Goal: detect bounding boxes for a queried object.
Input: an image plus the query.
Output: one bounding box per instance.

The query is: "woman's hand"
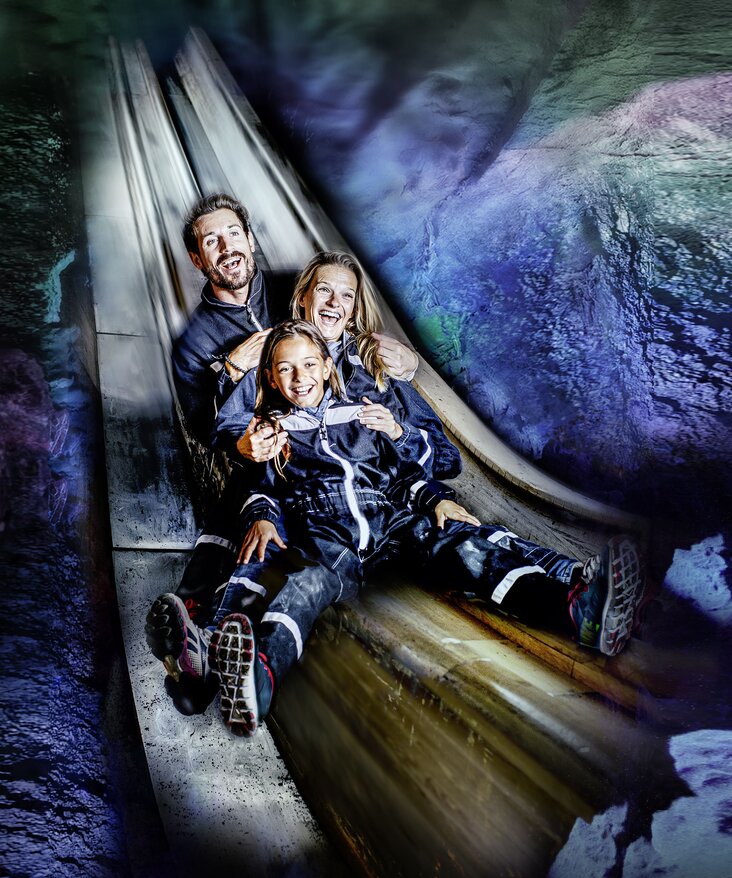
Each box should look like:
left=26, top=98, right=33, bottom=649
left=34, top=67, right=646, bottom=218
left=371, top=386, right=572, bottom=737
left=372, top=333, right=418, bottom=380
left=236, top=416, right=289, bottom=462
left=358, top=397, right=403, bottom=441
left=434, top=500, right=481, bottom=530
left=238, top=520, right=287, bottom=564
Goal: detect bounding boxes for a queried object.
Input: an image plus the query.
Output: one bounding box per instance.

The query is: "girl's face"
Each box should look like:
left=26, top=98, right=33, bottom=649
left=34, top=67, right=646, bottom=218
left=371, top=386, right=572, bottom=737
left=299, top=265, right=357, bottom=341
left=267, top=336, right=333, bottom=409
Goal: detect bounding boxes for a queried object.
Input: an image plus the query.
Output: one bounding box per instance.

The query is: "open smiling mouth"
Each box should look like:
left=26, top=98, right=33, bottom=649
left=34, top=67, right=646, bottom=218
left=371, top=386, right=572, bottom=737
left=217, top=252, right=245, bottom=271
left=318, top=308, right=342, bottom=327
left=290, top=385, right=316, bottom=400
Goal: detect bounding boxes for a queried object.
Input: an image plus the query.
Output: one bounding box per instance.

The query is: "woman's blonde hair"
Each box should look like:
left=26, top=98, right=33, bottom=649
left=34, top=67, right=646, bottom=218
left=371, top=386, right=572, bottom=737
left=290, top=251, right=388, bottom=390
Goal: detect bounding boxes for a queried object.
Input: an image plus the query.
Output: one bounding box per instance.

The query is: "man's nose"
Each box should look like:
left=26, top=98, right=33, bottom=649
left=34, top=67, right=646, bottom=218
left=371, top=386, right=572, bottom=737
left=217, top=236, right=228, bottom=252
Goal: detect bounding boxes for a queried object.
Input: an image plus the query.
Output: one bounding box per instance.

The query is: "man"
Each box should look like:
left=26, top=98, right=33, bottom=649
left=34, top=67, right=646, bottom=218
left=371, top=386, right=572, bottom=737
left=173, top=193, right=286, bottom=448
left=150, top=193, right=419, bottom=712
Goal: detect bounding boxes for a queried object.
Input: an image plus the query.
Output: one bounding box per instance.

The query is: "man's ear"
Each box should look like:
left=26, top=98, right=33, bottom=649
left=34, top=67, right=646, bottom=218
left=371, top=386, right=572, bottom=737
left=188, top=250, right=203, bottom=271
left=248, top=230, right=256, bottom=253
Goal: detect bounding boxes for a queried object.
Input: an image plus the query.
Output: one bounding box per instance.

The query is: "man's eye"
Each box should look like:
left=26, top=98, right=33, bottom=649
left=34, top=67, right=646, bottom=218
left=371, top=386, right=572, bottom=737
left=204, top=238, right=216, bottom=248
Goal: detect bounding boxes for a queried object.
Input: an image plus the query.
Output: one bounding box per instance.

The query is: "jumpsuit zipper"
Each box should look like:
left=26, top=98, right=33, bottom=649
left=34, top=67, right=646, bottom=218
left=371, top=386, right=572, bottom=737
left=317, top=417, right=371, bottom=553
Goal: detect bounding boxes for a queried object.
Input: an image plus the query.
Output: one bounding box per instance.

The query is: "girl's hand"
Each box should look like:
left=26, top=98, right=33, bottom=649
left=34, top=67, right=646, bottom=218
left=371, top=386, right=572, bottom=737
left=238, top=520, right=287, bottom=564
left=358, top=396, right=403, bottom=441
left=434, top=500, right=481, bottom=530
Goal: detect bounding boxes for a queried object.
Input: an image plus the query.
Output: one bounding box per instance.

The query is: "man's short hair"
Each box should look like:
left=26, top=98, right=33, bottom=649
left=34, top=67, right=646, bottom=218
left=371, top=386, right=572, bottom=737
left=183, top=193, right=251, bottom=254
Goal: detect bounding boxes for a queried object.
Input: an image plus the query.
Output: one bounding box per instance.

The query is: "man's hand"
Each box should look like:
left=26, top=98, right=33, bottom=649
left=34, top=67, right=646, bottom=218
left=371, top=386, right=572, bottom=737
left=236, top=416, right=289, bottom=462
left=224, top=329, right=272, bottom=381
left=358, top=397, right=403, bottom=441
left=434, top=500, right=481, bottom=530
left=372, top=333, right=418, bottom=381
left=238, top=520, right=287, bottom=564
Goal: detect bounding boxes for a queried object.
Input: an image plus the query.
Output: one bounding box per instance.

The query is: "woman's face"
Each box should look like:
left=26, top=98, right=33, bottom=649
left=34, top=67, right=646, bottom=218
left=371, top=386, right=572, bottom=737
left=300, top=265, right=357, bottom=342
left=267, top=336, right=333, bottom=409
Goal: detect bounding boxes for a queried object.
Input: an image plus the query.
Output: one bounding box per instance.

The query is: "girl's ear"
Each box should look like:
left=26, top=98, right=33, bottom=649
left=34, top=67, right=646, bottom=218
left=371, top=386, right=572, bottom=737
left=266, top=368, right=277, bottom=389
left=323, top=357, right=333, bottom=380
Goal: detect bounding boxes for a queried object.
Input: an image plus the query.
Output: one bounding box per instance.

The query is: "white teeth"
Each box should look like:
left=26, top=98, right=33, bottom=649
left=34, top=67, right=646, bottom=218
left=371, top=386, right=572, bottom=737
left=319, top=310, right=340, bottom=322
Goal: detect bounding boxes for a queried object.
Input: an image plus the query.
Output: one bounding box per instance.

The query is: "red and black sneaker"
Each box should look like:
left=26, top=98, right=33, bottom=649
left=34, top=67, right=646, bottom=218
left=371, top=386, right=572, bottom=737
left=145, top=593, right=212, bottom=681
left=568, top=535, right=644, bottom=656
left=209, top=614, right=275, bottom=737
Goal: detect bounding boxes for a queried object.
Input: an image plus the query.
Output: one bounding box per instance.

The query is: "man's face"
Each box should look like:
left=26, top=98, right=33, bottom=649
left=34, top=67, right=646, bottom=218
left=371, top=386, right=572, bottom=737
left=189, top=208, right=256, bottom=293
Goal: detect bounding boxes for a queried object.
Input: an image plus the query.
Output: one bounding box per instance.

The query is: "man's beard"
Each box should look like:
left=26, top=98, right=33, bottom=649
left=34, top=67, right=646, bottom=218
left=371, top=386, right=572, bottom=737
left=205, top=250, right=255, bottom=292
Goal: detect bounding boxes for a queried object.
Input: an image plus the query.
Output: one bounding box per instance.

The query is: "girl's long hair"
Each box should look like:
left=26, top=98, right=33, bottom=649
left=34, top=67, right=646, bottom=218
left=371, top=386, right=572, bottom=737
left=290, top=251, right=389, bottom=391
left=255, top=320, right=343, bottom=477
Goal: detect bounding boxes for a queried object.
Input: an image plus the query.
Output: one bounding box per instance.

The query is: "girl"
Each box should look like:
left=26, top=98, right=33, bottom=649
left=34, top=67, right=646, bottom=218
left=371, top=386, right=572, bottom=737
left=206, top=321, right=644, bottom=737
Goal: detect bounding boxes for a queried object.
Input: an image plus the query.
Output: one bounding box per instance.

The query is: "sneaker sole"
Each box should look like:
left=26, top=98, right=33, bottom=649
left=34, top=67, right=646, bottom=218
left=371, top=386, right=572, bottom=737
left=145, top=594, right=202, bottom=680
left=599, top=536, right=644, bottom=656
left=209, top=614, right=260, bottom=737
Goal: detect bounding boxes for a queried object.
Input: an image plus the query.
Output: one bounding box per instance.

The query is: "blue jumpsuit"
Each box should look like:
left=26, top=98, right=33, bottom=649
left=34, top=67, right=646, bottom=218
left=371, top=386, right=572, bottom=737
left=213, top=389, right=580, bottom=685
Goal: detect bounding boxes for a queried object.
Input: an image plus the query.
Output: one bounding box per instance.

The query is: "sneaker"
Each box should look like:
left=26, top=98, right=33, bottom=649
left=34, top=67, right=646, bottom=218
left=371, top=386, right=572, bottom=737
left=145, top=593, right=212, bottom=682
left=209, top=614, right=274, bottom=737
left=568, top=535, right=644, bottom=656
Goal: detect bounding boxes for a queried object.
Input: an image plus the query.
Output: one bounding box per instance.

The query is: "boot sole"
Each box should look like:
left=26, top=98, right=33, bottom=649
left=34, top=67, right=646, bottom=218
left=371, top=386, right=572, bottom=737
left=599, top=536, right=644, bottom=656
left=209, top=614, right=260, bottom=737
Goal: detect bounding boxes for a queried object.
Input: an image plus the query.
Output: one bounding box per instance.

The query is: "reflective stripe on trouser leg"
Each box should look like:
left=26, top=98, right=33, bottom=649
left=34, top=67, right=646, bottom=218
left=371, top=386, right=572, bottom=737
left=478, top=524, right=579, bottom=585
left=257, top=550, right=360, bottom=683
left=261, top=611, right=303, bottom=657
left=490, top=565, right=547, bottom=604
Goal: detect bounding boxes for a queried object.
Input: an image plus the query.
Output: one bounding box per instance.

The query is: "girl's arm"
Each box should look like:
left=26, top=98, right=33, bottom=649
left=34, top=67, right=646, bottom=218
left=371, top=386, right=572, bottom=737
left=211, top=368, right=258, bottom=451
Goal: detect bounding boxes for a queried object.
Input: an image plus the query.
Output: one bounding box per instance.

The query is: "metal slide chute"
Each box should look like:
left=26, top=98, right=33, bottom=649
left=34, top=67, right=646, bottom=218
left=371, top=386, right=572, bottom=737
left=82, top=29, right=667, bottom=878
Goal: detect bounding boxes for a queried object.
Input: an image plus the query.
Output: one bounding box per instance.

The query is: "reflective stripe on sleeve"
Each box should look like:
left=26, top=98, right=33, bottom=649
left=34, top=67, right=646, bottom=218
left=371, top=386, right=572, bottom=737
left=195, top=534, right=236, bottom=553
